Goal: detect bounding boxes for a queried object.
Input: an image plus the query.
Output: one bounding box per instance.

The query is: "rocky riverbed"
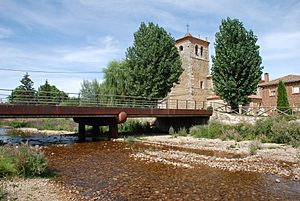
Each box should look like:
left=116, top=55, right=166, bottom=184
left=129, top=136, right=300, bottom=181
left=1, top=133, right=300, bottom=200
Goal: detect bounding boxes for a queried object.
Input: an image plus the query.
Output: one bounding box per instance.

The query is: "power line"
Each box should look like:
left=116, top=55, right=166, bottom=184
left=0, top=68, right=103, bottom=74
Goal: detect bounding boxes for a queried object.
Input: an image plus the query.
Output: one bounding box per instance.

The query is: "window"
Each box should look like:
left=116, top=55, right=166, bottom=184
left=200, top=46, right=203, bottom=56
left=179, top=46, right=183, bottom=51
left=195, top=45, right=198, bottom=55
left=200, top=81, right=204, bottom=89
left=269, top=89, right=276, bottom=96
left=292, top=86, right=299, bottom=94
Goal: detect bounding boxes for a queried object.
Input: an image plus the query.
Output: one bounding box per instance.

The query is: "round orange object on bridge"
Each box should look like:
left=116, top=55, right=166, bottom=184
left=117, top=111, right=127, bottom=123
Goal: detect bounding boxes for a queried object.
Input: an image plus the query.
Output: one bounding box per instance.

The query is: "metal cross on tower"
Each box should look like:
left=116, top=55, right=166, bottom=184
left=186, top=24, right=190, bottom=33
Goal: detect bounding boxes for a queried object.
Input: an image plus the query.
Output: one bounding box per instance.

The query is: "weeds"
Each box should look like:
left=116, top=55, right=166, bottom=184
left=249, top=140, right=262, bottom=155
left=168, top=126, right=177, bottom=138
left=0, top=144, right=49, bottom=178
left=124, top=136, right=137, bottom=144
left=118, top=120, right=152, bottom=134
left=0, top=184, right=5, bottom=201
left=190, top=116, right=300, bottom=147
left=177, top=127, right=188, bottom=137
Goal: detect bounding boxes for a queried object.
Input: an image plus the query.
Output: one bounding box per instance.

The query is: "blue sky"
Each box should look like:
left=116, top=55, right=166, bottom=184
left=0, top=0, right=300, bottom=93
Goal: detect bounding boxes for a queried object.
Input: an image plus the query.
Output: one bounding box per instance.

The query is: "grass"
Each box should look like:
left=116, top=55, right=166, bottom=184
left=0, top=184, right=5, bottom=201
left=0, top=118, right=77, bottom=132
left=249, top=140, right=262, bottom=155
left=123, top=136, right=137, bottom=144
left=190, top=116, right=300, bottom=147
left=0, top=144, right=50, bottom=178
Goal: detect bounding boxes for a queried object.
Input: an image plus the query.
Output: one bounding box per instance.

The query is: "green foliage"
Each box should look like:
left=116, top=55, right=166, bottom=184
left=168, top=126, right=177, bottom=138
left=277, top=80, right=292, bottom=115
left=102, top=60, right=129, bottom=96
left=0, top=144, right=49, bottom=178
left=190, top=121, right=230, bottom=139
left=0, top=118, right=77, bottom=132
left=0, top=184, right=5, bottom=200
left=249, top=140, right=262, bottom=155
left=37, top=80, right=68, bottom=104
left=80, top=79, right=103, bottom=100
left=212, top=18, right=263, bottom=110
left=118, top=120, right=152, bottom=134
left=126, top=22, right=182, bottom=98
left=9, top=73, right=36, bottom=103
left=190, top=116, right=300, bottom=147
left=177, top=127, right=188, bottom=136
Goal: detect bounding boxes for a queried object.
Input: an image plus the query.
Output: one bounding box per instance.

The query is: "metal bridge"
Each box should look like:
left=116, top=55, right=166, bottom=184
left=0, top=89, right=212, bottom=138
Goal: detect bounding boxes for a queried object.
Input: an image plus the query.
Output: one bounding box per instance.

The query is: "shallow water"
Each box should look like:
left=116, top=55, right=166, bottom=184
left=44, top=141, right=300, bottom=200
left=0, top=128, right=78, bottom=145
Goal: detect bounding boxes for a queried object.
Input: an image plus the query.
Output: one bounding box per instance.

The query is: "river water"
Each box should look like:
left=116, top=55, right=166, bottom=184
left=1, top=128, right=300, bottom=200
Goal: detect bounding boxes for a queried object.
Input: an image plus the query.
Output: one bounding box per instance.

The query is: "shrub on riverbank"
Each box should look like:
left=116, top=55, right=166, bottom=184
left=0, top=144, right=49, bottom=178
left=190, top=116, right=300, bottom=147
left=118, top=120, right=153, bottom=134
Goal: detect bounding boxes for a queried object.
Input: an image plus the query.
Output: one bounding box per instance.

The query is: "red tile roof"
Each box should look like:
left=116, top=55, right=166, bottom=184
left=258, top=74, right=300, bottom=87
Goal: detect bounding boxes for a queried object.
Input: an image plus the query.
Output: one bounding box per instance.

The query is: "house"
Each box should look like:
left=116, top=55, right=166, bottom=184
left=258, top=73, right=300, bottom=112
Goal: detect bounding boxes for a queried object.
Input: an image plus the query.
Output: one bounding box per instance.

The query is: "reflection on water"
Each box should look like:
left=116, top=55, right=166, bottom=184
left=44, top=141, right=300, bottom=200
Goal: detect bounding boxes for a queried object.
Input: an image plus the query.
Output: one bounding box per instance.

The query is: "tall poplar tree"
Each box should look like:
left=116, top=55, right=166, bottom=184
left=126, top=22, right=182, bottom=98
left=277, top=80, right=291, bottom=114
left=212, top=18, right=263, bottom=111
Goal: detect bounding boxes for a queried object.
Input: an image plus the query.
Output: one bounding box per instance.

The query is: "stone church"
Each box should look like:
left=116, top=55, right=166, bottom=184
left=164, top=32, right=213, bottom=109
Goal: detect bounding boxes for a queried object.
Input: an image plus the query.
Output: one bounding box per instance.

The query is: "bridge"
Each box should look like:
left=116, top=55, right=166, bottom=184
left=0, top=89, right=212, bottom=138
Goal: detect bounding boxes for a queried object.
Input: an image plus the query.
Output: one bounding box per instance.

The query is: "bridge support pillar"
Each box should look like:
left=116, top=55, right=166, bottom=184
left=78, top=123, right=85, bottom=135
left=92, top=125, right=100, bottom=135
left=109, top=124, right=118, bottom=139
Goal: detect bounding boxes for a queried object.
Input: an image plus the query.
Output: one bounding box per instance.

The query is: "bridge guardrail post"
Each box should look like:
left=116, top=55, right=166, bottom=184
left=194, top=100, right=196, bottom=110
left=176, top=99, right=178, bottom=109
left=78, top=93, right=81, bottom=106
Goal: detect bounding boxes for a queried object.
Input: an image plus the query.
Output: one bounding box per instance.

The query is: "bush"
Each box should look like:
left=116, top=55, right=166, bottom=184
left=0, top=144, right=49, bottom=178
left=190, top=116, right=300, bottom=147
left=118, top=120, right=152, bottom=134
left=177, top=127, right=188, bottom=136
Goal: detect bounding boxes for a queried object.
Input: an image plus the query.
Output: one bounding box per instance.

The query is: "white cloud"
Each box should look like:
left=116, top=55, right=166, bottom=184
left=261, top=31, right=300, bottom=61
left=62, top=36, right=120, bottom=63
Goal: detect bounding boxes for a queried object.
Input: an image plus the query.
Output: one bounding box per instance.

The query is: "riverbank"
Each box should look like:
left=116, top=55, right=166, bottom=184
left=125, top=135, right=300, bottom=181
left=1, top=134, right=300, bottom=200
left=0, top=178, right=77, bottom=201
left=7, top=127, right=76, bottom=136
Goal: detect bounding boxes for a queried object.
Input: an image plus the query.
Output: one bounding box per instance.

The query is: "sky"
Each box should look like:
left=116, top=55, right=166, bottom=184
left=0, top=0, right=300, bottom=94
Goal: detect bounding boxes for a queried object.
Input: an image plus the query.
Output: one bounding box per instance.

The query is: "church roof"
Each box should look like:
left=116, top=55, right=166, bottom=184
left=258, top=74, right=300, bottom=87
left=176, top=33, right=209, bottom=47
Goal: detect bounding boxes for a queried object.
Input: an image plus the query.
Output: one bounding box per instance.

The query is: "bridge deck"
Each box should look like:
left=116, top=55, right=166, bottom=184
left=0, top=104, right=212, bottom=118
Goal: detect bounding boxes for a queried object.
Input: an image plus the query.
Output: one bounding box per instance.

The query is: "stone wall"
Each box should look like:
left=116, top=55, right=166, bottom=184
left=210, top=111, right=262, bottom=125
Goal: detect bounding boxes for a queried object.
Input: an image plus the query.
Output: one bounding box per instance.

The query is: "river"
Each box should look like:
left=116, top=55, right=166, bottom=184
left=1, top=128, right=300, bottom=200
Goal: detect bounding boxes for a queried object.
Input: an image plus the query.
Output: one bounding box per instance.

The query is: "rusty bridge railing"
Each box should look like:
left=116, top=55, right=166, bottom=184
left=0, top=88, right=206, bottom=110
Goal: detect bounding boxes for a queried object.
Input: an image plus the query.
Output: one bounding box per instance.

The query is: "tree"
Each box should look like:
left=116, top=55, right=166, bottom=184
left=80, top=79, right=103, bottom=99
left=277, top=80, right=291, bottom=114
left=37, top=80, right=68, bottom=104
left=102, top=60, right=128, bottom=96
left=125, top=22, right=182, bottom=98
left=9, top=73, right=36, bottom=103
left=212, top=18, right=263, bottom=111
